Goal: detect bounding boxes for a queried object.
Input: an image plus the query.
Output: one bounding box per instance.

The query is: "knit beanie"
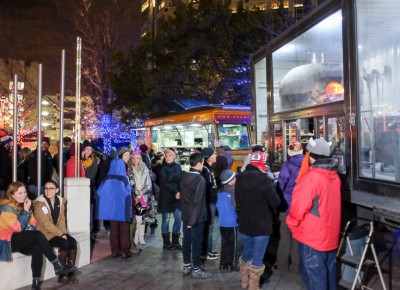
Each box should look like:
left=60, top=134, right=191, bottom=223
left=118, top=146, right=130, bottom=158
left=288, top=141, right=303, bottom=156
left=306, top=137, right=332, bottom=160
left=0, top=136, right=12, bottom=146
left=250, top=150, right=267, bottom=173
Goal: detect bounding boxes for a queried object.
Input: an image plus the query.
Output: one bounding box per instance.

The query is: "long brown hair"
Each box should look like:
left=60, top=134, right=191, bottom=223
left=6, top=181, right=27, bottom=213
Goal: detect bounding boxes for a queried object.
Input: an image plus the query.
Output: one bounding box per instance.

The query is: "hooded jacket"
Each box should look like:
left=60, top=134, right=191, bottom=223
left=96, top=158, right=132, bottom=222
left=278, top=154, right=304, bottom=209
left=0, top=199, right=37, bottom=261
left=33, top=195, right=67, bottom=241
left=235, top=164, right=281, bottom=236
left=217, top=183, right=238, bottom=228
left=286, top=158, right=341, bottom=251
left=180, top=169, right=207, bottom=227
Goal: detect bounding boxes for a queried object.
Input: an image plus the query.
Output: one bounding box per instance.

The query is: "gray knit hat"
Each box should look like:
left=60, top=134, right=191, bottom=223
left=306, top=137, right=332, bottom=157
left=117, top=146, right=130, bottom=158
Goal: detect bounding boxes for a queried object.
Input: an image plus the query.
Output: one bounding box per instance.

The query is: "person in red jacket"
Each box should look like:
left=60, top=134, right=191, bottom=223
left=286, top=137, right=341, bottom=290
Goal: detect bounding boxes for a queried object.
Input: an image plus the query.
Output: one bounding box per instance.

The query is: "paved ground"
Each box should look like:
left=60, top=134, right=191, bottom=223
left=18, top=217, right=400, bottom=290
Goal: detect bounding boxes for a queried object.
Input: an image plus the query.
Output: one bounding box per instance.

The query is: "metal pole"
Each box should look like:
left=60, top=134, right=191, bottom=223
left=12, top=75, right=18, bottom=182
left=59, top=50, right=66, bottom=192
left=37, top=64, right=43, bottom=195
left=75, top=37, right=82, bottom=177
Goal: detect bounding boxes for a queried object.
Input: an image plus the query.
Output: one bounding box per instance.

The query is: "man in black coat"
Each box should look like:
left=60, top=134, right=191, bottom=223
left=0, top=136, right=13, bottom=199
left=27, top=137, right=54, bottom=197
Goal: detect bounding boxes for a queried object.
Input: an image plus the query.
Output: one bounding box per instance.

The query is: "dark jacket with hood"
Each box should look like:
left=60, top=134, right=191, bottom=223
left=158, top=161, right=182, bottom=213
left=180, top=168, right=207, bottom=227
left=235, top=164, right=281, bottom=236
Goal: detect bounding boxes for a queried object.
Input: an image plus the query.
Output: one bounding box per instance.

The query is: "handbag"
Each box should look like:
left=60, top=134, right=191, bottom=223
left=134, top=195, right=149, bottom=216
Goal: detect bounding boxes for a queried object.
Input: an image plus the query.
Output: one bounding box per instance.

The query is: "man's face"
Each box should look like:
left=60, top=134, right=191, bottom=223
left=41, top=141, right=49, bottom=152
left=207, top=152, right=217, bottom=165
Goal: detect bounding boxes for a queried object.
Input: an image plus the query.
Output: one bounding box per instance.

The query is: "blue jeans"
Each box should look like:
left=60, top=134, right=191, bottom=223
left=298, top=242, right=337, bottom=290
left=161, top=209, right=182, bottom=234
left=182, top=221, right=204, bottom=269
left=240, top=233, right=270, bottom=266
left=208, top=202, right=216, bottom=252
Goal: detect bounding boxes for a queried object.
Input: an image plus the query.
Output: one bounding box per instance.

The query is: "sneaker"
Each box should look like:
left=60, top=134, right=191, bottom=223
left=206, top=251, right=219, bottom=260
left=191, top=268, right=213, bottom=279
left=183, top=265, right=192, bottom=276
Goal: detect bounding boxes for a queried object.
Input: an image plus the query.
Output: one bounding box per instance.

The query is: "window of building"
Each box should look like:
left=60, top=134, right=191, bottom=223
left=253, top=57, right=268, bottom=145
left=356, top=0, right=400, bottom=182
left=272, top=10, right=343, bottom=113
left=217, top=124, right=250, bottom=150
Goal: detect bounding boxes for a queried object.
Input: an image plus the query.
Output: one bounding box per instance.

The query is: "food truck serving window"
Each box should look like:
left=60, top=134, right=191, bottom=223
left=217, top=124, right=250, bottom=150
left=356, top=0, right=400, bottom=183
left=272, top=10, right=344, bottom=113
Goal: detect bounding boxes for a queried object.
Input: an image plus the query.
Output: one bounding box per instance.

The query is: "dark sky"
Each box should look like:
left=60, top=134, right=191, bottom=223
left=0, top=0, right=141, bottom=95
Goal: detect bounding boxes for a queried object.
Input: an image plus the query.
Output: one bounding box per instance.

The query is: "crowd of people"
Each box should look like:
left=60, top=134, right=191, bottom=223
left=0, top=134, right=342, bottom=290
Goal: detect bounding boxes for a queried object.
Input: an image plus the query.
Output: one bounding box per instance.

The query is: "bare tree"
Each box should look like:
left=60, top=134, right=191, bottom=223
left=59, top=0, right=139, bottom=115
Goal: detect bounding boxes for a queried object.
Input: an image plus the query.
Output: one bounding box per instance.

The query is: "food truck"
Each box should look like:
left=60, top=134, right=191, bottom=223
left=145, top=105, right=251, bottom=171
left=251, top=0, right=400, bottom=227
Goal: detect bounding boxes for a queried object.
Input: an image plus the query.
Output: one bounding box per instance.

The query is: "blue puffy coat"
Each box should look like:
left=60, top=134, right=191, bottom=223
left=96, top=158, right=132, bottom=222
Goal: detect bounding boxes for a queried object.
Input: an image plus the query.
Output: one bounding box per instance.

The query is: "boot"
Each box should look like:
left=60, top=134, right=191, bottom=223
left=162, top=232, right=174, bottom=250
left=239, top=257, right=252, bottom=289
left=67, top=249, right=79, bottom=284
left=138, top=222, right=146, bottom=245
left=52, top=258, right=76, bottom=276
left=172, top=233, right=182, bottom=250
left=57, top=251, right=73, bottom=284
left=248, top=265, right=265, bottom=290
left=32, top=278, right=41, bottom=290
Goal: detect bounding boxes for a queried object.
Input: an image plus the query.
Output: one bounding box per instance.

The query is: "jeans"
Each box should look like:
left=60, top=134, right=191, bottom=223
left=161, top=209, right=182, bottom=234
left=298, top=242, right=337, bottom=290
left=240, top=233, right=270, bottom=266
left=182, top=221, right=204, bottom=269
left=202, top=202, right=216, bottom=255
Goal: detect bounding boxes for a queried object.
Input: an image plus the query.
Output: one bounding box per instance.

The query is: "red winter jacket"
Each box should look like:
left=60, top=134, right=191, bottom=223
left=286, top=161, right=341, bottom=251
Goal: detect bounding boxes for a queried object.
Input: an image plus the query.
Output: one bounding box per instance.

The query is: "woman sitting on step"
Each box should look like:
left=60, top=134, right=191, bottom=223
left=34, top=180, right=78, bottom=285
left=0, top=181, right=75, bottom=290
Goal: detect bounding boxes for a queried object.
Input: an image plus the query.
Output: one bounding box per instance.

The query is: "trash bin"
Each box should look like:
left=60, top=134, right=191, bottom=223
left=341, top=224, right=370, bottom=285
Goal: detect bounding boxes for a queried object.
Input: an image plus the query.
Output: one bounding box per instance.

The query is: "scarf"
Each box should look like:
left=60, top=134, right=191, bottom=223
left=82, top=156, right=94, bottom=169
left=44, top=196, right=60, bottom=225
left=296, top=151, right=310, bottom=183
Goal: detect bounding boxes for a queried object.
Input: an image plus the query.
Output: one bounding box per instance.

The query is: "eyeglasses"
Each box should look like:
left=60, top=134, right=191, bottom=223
left=44, top=187, right=57, bottom=191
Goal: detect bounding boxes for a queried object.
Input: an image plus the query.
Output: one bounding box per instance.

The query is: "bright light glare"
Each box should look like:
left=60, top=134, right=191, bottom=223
left=191, top=123, right=202, bottom=127
left=42, top=122, right=50, bottom=127
left=42, top=100, right=50, bottom=105
left=275, top=44, right=295, bottom=54
left=42, top=111, right=49, bottom=116
left=317, top=11, right=342, bottom=29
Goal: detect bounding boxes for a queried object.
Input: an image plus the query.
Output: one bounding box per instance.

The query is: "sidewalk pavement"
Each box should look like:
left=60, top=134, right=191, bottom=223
left=18, top=220, right=399, bottom=290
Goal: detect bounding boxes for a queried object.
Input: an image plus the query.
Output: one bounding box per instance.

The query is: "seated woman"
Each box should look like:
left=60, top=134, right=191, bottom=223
left=34, top=180, right=78, bottom=285
left=0, top=181, right=75, bottom=290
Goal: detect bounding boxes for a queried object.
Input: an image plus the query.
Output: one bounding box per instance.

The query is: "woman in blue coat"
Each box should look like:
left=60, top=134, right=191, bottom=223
left=97, top=151, right=132, bottom=259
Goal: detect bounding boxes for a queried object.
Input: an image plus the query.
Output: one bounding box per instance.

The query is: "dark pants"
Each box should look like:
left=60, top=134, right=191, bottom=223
left=220, top=226, right=237, bottom=267
left=11, top=231, right=57, bottom=278
left=48, top=235, right=77, bottom=252
left=110, top=221, right=131, bottom=255
left=298, top=242, right=337, bottom=290
left=182, top=221, right=204, bottom=269
left=277, top=211, right=299, bottom=272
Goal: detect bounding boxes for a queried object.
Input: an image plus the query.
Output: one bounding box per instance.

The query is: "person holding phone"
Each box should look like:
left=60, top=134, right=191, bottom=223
left=0, top=181, right=75, bottom=290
